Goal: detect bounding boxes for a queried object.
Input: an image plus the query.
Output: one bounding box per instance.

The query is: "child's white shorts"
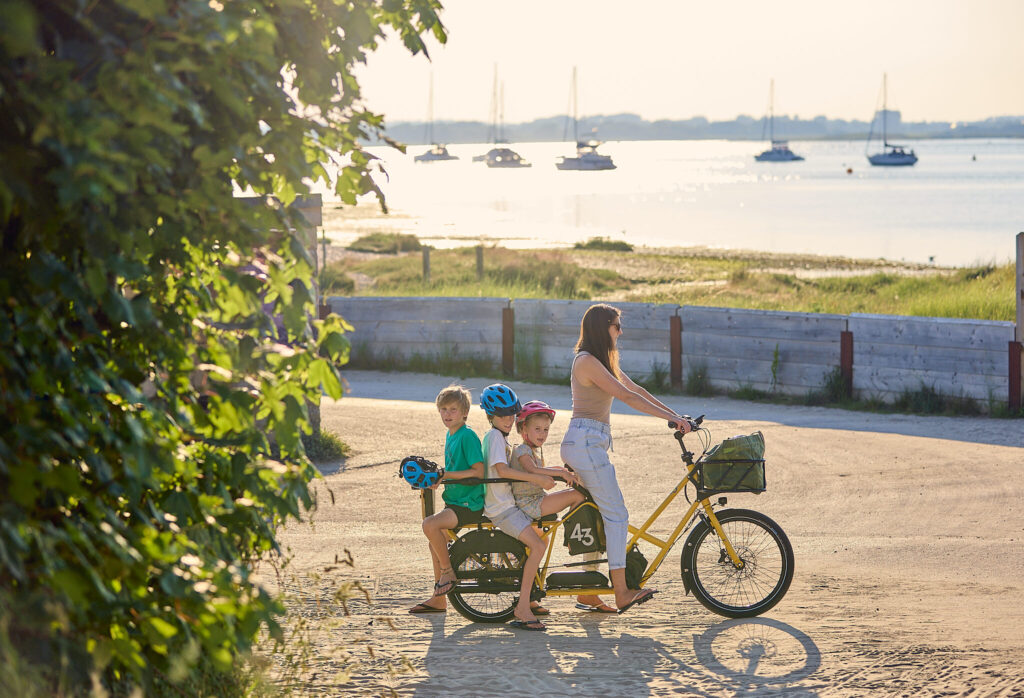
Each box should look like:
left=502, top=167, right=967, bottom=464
left=489, top=505, right=532, bottom=539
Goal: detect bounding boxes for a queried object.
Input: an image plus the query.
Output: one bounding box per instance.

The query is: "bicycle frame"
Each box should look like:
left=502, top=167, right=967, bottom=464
left=532, top=459, right=742, bottom=596
left=432, top=435, right=745, bottom=597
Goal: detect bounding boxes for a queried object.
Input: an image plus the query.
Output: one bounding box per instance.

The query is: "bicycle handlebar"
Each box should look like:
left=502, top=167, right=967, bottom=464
left=668, top=414, right=705, bottom=433
left=449, top=475, right=570, bottom=487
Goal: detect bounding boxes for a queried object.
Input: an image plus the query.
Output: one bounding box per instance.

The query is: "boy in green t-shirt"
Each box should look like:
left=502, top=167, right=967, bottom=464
left=408, top=385, right=485, bottom=614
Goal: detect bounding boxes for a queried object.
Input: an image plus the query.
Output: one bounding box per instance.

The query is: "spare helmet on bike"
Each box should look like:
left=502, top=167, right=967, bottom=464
left=479, top=383, right=522, bottom=417
left=399, top=455, right=444, bottom=489
left=516, top=400, right=556, bottom=424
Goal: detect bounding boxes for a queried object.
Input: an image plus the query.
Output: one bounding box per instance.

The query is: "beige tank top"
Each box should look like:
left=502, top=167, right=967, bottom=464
left=570, top=351, right=614, bottom=423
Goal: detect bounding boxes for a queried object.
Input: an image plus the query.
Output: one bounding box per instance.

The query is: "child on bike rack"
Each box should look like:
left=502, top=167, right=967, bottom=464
left=408, top=385, right=486, bottom=614
left=482, top=387, right=584, bottom=631
left=511, top=401, right=584, bottom=522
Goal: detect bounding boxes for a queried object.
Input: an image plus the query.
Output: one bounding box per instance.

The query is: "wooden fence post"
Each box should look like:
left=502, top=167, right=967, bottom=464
left=1017, top=233, right=1024, bottom=341
left=422, top=246, right=431, bottom=284
left=502, top=305, right=515, bottom=377
left=840, top=329, right=854, bottom=399
left=1012, top=233, right=1024, bottom=411
left=670, top=315, right=683, bottom=390
left=476, top=245, right=484, bottom=281
left=1010, top=341, right=1022, bottom=412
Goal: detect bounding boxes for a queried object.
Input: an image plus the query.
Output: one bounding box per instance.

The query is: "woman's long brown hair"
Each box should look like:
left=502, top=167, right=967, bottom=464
left=574, top=304, right=621, bottom=378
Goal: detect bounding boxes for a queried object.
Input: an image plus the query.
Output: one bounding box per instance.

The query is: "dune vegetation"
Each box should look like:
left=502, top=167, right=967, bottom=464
left=321, top=240, right=1015, bottom=321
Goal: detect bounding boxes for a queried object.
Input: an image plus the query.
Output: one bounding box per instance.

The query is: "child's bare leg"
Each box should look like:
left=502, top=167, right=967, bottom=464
left=539, top=489, right=584, bottom=516
left=514, top=526, right=547, bottom=625
left=411, top=509, right=459, bottom=609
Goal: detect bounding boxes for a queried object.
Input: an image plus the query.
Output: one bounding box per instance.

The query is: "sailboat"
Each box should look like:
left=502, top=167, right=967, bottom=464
left=754, top=79, right=804, bottom=162
left=474, top=67, right=530, bottom=168
left=556, top=67, right=616, bottom=171
left=866, top=73, right=917, bottom=167
left=414, top=74, right=458, bottom=163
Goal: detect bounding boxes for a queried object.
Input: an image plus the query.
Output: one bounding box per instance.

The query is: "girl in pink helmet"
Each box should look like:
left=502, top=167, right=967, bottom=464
left=495, top=395, right=585, bottom=626
left=510, top=401, right=584, bottom=523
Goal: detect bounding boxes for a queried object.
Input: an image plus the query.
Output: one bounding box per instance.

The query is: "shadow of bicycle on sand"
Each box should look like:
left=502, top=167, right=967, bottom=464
left=412, top=614, right=821, bottom=697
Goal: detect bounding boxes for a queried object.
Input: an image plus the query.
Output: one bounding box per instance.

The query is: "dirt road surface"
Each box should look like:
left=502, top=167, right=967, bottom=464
left=265, top=370, right=1024, bottom=697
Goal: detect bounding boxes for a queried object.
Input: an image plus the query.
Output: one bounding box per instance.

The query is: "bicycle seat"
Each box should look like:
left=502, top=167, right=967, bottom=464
left=454, top=513, right=556, bottom=533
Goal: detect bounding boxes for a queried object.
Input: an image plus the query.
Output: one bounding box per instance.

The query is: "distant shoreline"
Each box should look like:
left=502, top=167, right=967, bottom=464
left=377, top=114, right=1024, bottom=145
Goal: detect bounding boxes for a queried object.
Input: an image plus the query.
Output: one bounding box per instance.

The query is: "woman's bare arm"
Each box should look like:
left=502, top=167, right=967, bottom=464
left=576, top=354, right=689, bottom=430
left=620, top=371, right=678, bottom=415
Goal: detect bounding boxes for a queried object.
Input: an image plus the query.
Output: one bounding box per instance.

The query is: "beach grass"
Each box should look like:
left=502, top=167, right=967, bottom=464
left=322, top=246, right=1015, bottom=321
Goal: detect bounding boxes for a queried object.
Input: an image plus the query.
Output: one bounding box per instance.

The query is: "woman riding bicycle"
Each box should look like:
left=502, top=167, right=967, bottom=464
left=560, top=303, right=691, bottom=613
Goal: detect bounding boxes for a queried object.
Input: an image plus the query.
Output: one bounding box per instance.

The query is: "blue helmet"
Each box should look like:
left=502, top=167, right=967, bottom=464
left=399, top=456, right=444, bottom=489
left=480, top=383, right=522, bottom=417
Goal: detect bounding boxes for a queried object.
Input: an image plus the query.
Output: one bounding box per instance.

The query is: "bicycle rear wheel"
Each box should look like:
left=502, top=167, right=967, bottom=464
left=447, top=529, right=525, bottom=623
left=680, top=508, right=794, bottom=618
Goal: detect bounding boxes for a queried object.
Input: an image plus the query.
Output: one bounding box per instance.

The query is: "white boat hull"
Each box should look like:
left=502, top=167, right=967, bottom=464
left=414, top=144, right=459, bottom=163
left=556, top=154, right=616, bottom=170
left=755, top=149, right=804, bottom=162
left=481, top=147, right=530, bottom=168
left=868, top=151, right=918, bottom=166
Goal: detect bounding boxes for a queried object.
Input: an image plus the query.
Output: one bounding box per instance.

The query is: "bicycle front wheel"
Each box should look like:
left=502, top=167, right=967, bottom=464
left=680, top=508, right=794, bottom=618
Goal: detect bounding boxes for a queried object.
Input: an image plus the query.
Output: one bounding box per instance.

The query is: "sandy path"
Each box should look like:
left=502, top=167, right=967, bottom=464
left=264, top=371, right=1024, bottom=696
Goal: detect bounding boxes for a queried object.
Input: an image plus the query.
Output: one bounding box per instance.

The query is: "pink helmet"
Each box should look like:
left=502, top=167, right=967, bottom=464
left=516, top=400, right=556, bottom=424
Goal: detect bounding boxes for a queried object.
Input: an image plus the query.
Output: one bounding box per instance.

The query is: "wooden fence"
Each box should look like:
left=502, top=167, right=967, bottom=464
left=323, top=296, right=1022, bottom=409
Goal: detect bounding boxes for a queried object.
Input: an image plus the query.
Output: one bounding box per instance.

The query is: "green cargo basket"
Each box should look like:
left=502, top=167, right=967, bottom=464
left=697, top=431, right=766, bottom=495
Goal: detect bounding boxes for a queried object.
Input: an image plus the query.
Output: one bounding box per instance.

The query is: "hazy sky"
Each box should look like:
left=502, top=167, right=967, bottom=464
left=356, top=0, right=1024, bottom=125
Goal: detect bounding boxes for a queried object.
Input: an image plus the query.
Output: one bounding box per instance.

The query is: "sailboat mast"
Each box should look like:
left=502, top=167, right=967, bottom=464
left=881, top=72, right=888, bottom=147
left=489, top=64, right=498, bottom=144
left=499, top=81, right=505, bottom=143
left=572, top=66, right=579, bottom=143
left=769, top=79, right=775, bottom=142
left=426, top=73, right=434, bottom=145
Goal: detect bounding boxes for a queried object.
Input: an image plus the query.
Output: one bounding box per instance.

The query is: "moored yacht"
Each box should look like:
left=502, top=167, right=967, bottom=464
left=414, top=74, right=459, bottom=163
left=755, top=80, right=804, bottom=162
left=473, top=68, right=529, bottom=167
left=484, top=146, right=530, bottom=168
left=866, top=74, right=917, bottom=167
left=556, top=140, right=615, bottom=170
left=556, top=67, right=616, bottom=171
left=755, top=140, right=804, bottom=162
left=414, top=144, right=458, bottom=163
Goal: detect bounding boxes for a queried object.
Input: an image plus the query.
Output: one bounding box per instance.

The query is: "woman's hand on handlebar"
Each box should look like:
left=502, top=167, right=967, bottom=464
left=668, top=415, right=703, bottom=434
left=670, top=416, right=692, bottom=434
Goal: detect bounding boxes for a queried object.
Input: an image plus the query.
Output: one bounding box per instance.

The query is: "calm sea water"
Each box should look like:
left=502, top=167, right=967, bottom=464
left=324, top=138, right=1023, bottom=267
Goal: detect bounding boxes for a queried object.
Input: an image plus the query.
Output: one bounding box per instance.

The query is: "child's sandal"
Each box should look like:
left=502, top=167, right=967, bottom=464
left=433, top=567, right=456, bottom=597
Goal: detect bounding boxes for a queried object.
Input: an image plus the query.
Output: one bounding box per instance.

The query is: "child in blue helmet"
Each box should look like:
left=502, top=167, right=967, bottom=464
left=481, top=384, right=580, bottom=631
left=409, top=384, right=486, bottom=614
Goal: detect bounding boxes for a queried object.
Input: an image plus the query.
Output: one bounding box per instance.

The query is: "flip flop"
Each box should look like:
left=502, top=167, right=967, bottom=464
left=408, top=603, right=446, bottom=614
left=575, top=602, right=618, bottom=614
left=617, top=589, right=658, bottom=615
left=531, top=604, right=551, bottom=616
left=508, top=619, right=546, bottom=631
left=432, top=578, right=456, bottom=597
